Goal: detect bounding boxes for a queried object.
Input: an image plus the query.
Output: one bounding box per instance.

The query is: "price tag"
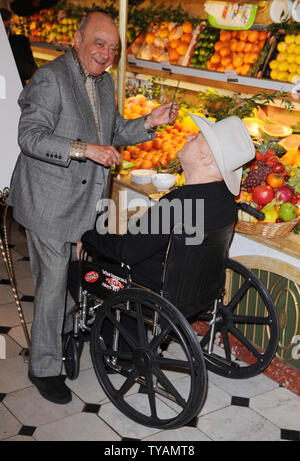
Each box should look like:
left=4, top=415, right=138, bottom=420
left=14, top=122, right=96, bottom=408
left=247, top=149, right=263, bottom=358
left=291, top=75, right=300, bottom=99
left=224, top=69, right=239, bottom=83
left=127, top=54, right=137, bottom=66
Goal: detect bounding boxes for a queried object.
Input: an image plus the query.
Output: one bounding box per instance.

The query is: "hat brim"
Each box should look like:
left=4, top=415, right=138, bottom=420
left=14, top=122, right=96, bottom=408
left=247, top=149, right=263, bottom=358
left=188, top=114, right=242, bottom=195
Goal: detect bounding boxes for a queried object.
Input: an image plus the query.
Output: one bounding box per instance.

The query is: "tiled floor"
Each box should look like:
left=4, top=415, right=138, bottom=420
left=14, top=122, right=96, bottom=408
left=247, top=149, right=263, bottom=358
left=0, top=219, right=300, bottom=442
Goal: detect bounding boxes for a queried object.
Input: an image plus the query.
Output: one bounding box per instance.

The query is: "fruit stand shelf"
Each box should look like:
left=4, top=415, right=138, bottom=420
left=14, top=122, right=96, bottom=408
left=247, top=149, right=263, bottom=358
left=127, top=57, right=300, bottom=101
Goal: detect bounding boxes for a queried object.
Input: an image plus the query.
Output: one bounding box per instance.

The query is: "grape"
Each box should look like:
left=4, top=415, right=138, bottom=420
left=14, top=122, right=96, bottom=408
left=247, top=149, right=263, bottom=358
left=244, top=162, right=273, bottom=189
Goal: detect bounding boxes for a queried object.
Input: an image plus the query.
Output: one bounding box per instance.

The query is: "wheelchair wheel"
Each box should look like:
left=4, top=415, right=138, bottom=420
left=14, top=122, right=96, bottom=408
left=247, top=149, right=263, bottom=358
left=63, top=334, right=82, bottom=380
left=90, top=288, right=207, bottom=429
left=197, top=258, right=279, bottom=379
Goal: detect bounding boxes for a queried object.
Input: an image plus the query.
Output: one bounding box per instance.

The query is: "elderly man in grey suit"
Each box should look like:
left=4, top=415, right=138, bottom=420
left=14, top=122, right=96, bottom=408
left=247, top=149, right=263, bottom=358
left=7, top=12, right=179, bottom=404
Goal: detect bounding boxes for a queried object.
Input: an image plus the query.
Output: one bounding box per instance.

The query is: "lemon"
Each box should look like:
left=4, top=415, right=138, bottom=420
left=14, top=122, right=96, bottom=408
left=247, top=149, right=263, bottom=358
left=295, top=45, right=300, bottom=55
left=276, top=53, right=287, bottom=62
left=285, top=34, right=295, bottom=44
left=270, top=70, right=278, bottom=80
left=295, top=35, right=300, bottom=45
left=277, top=41, right=287, bottom=53
left=288, top=63, right=298, bottom=73
left=269, top=60, right=279, bottom=70
left=287, top=43, right=296, bottom=54
left=278, top=61, right=289, bottom=71
left=288, top=73, right=297, bottom=83
left=287, top=54, right=296, bottom=63
left=296, top=55, right=300, bottom=65
left=276, top=71, right=289, bottom=81
left=297, top=65, right=300, bottom=74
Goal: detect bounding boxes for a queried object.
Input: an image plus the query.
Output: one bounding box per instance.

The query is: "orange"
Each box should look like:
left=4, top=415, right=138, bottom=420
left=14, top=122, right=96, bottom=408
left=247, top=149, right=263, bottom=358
left=231, top=30, right=238, bottom=39
left=233, top=53, right=244, bottom=68
left=161, top=140, right=172, bottom=152
left=181, top=33, right=193, bottom=44
left=216, top=65, right=225, bottom=72
left=221, top=56, right=232, bottom=67
left=159, top=28, right=169, bottom=39
left=219, top=46, right=231, bottom=57
left=145, top=32, right=155, bottom=45
left=158, top=156, right=168, bottom=167
left=144, top=152, right=153, bottom=160
left=215, top=40, right=225, bottom=52
left=259, top=31, right=268, bottom=42
left=182, top=21, right=193, bottom=34
left=140, top=140, right=153, bottom=152
left=239, top=31, right=248, bottom=41
left=123, top=150, right=131, bottom=161
left=230, top=39, right=238, bottom=52
left=251, top=43, right=260, bottom=53
left=133, top=158, right=143, bottom=168
left=170, top=39, right=179, bottom=49
left=244, top=42, right=253, bottom=53
left=167, top=151, right=177, bottom=162
left=211, top=53, right=221, bottom=64
left=240, top=64, right=251, bottom=75
left=130, top=147, right=141, bottom=158
left=220, top=30, right=232, bottom=42
left=141, top=159, right=152, bottom=169
left=237, top=40, right=246, bottom=52
left=176, top=42, right=188, bottom=56
left=248, top=52, right=259, bottom=64
left=151, top=154, right=160, bottom=166
left=153, top=137, right=163, bottom=149
left=135, top=32, right=146, bottom=45
left=169, top=48, right=180, bottom=61
left=248, top=30, right=259, bottom=43
left=207, top=61, right=217, bottom=71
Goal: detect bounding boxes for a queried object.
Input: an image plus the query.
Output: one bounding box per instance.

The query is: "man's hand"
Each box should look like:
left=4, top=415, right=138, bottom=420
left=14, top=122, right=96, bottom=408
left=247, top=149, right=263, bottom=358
left=84, top=143, right=120, bottom=166
left=146, top=102, right=179, bottom=128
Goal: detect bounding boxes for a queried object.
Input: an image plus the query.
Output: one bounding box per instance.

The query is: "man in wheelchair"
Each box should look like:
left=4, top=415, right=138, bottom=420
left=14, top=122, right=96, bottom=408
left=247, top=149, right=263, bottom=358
left=63, top=115, right=279, bottom=429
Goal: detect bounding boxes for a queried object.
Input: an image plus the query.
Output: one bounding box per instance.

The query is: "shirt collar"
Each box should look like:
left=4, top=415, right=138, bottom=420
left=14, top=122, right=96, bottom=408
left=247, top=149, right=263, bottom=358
left=71, top=48, right=104, bottom=83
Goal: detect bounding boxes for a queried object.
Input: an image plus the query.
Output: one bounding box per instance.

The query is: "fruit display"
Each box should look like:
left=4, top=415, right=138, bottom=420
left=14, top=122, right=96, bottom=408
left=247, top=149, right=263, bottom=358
left=127, top=20, right=200, bottom=66
left=268, top=33, right=300, bottom=83
left=190, top=27, right=220, bottom=69
left=12, top=8, right=82, bottom=44
left=122, top=94, right=203, bottom=171
left=238, top=140, right=300, bottom=226
left=206, top=28, right=270, bottom=76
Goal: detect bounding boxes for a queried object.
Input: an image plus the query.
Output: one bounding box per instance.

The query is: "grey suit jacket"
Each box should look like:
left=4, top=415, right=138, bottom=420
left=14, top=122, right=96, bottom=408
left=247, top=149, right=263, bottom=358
left=7, top=49, right=154, bottom=242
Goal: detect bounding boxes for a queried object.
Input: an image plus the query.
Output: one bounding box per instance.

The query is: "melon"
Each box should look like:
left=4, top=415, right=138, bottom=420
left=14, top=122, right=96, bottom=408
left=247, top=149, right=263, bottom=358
left=262, top=123, right=293, bottom=138
left=278, top=134, right=300, bottom=151
left=242, top=118, right=264, bottom=137
left=255, top=107, right=267, bottom=122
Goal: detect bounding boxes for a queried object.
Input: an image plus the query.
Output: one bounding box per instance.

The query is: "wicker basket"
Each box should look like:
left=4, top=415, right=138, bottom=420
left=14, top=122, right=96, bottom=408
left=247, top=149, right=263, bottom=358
left=235, top=216, right=300, bottom=238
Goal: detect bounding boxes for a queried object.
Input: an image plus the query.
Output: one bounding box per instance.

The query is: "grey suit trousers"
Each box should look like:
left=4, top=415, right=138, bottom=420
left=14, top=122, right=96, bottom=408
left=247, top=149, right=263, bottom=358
left=26, top=230, right=76, bottom=377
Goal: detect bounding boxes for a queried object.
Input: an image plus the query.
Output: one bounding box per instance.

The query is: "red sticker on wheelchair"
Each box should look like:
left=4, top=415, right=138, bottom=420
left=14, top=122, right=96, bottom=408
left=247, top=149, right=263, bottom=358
left=84, top=271, right=99, bottom=283
left=106, top=277, right=124, bottom=290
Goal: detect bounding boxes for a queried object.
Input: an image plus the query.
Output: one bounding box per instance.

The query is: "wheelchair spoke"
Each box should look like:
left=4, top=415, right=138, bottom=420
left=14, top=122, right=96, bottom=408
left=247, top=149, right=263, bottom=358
left=135, top=302, right=148, bottom=347
left=232, top=315, right=270, bottom=325
left=117, top=369, right=140, bottom=398
left=220, top=327, right=232, bottom=363
left=106, top=311, right=138, bottom=349
left=145, top=372, right=158, bottom=420
left=229, top=325, right=262, bottom=360
left=153, top=365, right=186, bottom=408
left=156, top=356, right=191, bottom=371
left=199, top=327, right=215, bottom=349
left=150, top=323, right=173, bottom=351
left=227, top=280, right=251, bottom=310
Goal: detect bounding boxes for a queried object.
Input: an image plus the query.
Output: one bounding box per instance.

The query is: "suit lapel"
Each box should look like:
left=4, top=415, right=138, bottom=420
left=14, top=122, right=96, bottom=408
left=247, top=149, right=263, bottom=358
left=65, top=50, right=99, bottom=143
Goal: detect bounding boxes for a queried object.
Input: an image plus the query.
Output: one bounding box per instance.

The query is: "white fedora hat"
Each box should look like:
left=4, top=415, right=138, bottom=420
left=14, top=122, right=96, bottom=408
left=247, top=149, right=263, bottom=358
left=188, top=114, right=255, bottom=195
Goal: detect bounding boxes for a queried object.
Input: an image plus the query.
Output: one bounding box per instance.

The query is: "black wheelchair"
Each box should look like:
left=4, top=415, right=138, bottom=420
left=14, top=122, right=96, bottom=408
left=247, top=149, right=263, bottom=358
left=63, top=219, right=279, bottom=430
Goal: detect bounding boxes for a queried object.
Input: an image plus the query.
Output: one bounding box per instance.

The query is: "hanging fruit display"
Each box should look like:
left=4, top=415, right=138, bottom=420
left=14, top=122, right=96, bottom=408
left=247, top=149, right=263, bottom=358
left=206, top=29, right=270, bottom=75
left=128, top=20, right=200, bottom=66
left=189, top=27, right=220, bottom=69
left=268, top=33, right=300, bottom=83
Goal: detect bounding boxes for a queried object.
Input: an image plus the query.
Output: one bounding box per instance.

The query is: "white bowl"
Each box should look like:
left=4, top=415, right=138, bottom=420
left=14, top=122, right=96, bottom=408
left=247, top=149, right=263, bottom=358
left=151, top=173, right=176, bottom=191
left=130, top=169, right=156, bottom=185
left=292, top=0, right=300, bottom=21
left=270, top=0, right=292, bottom=23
